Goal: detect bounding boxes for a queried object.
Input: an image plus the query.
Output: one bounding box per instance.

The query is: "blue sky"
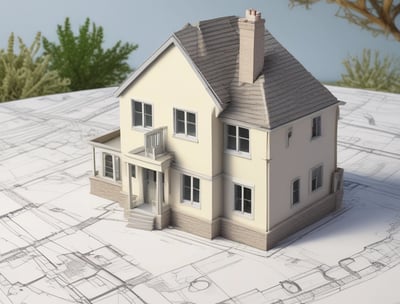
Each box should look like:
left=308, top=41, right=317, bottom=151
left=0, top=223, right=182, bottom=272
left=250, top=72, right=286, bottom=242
left=1, top=0, right=398, bottom=81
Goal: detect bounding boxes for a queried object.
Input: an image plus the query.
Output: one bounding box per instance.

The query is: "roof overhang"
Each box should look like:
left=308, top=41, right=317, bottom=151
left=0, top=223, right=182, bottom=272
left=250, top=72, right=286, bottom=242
left=89, top=129, right=121, bottom=153
left=114, top=36, right=224, bottom=116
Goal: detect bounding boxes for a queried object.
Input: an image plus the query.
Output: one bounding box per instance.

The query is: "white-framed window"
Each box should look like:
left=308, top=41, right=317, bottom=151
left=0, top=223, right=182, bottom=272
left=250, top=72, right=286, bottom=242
left=132, top=100, right=152, bottom=128
left=226, top=124, right=249, bottom=153
left=312, top=116, right=321, bottom=138
left=234, top=184, right=252, bottom=215
left=174, top=109, right=197, bottom=138
left=291, top=178, right=300, bottom=205
left=182, top=174, right=200, bottom=205
left=310, top=165, right=323, bottom=192
left=103, top=153, right=120, bottom=181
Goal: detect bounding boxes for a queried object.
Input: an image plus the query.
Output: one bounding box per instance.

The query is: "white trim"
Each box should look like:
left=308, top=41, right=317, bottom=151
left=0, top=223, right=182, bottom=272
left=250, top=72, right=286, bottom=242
left=181, top=174, right=201, bottom=208
left=102, top=152, right=121, bottom=182
left=173, top=108, right=198, bottom=141
left=290, top=177, right=300, bottom=207
left=115, top=36, right=223, bottom=116
left=310, top=164, right=323, bottom=193
left=311, top=115, right=322, bottom=140
left=233, top=182, right=254, bottom=219
left=224, top=124, right=251, bottom=157
left=131, top=99, right=153, bottom=130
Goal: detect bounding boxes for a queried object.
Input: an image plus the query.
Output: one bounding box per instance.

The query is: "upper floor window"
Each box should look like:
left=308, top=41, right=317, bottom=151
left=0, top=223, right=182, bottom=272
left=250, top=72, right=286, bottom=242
left=174, top=109, right=197, bottom=138
left=311, top=165, right=323, bottom=192
left=227, top=125, right=249, bottom=153
left=132, top=100, right=152, bottom=128
left=291, top=178, right=300, bottom=205
left=182, top=174, right=200, bottom=205
left=234, top=184, right=252, bottom=215
left=312, top=116, right=321, bottom=138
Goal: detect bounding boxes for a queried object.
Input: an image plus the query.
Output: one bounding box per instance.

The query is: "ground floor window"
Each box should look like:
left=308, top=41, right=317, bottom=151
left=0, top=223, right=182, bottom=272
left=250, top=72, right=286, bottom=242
left=291, top=178, right=300, bottom=205
left=103, top=153, right=120, bottom=181
left=234, top=184, right=252, bottom=214
left=182, top=174, right=200, bottom=205
left=311, top=165, right=323, bottom=192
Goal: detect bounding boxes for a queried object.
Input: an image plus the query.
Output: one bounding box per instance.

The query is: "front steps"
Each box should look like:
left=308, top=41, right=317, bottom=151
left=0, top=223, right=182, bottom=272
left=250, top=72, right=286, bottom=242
left=126, top=208, right=155, bottom=231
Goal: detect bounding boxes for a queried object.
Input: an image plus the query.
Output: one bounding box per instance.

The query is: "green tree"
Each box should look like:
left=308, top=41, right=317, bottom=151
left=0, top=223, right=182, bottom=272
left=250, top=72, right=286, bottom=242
left=289, top=0, right=400, bottom=41
left=338, top=49, right=400, bottom=92
left=43, top=17, right=138, bottom=91
left=0, top=32, right=70, bottom=102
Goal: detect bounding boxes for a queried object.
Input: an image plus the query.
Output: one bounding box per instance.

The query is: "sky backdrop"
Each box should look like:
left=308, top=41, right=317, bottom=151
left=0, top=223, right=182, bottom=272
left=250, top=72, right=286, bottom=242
left=1, top=0, right=399, bottom=82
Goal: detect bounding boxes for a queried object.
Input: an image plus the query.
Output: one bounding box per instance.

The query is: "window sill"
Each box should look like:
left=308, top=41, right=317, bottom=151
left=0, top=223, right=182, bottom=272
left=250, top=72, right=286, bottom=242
left=131, top=126, right=153, bottom=132
left=181, top=201, right=201, bottom=209
left=173, top=134, right=198, bottom=143
left=310, top=135, right=321, bottom=141
left=100, top=176, right=122, bottom=184
left=291, top=202, right=301, bottom=208
left=233, top=210, right=254, bottom=219
left=224, top=149, right=251, bottom=160
left=310, top=186, right=323, bottom=194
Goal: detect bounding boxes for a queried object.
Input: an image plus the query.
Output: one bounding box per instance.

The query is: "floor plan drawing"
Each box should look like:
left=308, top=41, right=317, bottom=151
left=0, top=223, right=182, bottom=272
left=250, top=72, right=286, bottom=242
left=0, top=86, right=399, bottom=303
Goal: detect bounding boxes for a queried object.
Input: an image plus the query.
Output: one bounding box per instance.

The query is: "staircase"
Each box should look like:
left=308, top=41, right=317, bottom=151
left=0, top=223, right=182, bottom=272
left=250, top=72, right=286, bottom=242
left=126, top=208, right=155, bottom=231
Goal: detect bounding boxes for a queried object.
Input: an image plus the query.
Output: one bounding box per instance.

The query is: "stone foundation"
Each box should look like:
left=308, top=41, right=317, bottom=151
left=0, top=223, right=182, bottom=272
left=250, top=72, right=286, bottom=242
left=89, top=176, right=128, bottom=207
left=170, top=210, right=220, bottom=239
left=90, top=167, right=344, bottom=251
left=221, top=218, right=267, bottom=250
left=266, top=191, right=339, bottom=249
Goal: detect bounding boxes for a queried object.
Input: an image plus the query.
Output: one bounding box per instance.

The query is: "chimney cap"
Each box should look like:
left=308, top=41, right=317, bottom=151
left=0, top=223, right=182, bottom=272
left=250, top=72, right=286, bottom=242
left=245, top=8, right=261, bottom=21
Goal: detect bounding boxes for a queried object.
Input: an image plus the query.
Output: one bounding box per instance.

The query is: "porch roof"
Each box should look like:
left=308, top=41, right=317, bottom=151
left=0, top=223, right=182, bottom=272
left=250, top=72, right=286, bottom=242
left=89, top=129, right=121, bottom=153
left=126, top=147, right=173, bottom=172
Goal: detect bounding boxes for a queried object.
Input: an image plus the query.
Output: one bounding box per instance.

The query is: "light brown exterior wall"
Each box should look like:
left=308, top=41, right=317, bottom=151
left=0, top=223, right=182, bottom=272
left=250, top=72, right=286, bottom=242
left=171, top=209, right=220, bottom=239
left=90, top=176, right=128, bottom=207
left=221, top=218, right=268, bottom=250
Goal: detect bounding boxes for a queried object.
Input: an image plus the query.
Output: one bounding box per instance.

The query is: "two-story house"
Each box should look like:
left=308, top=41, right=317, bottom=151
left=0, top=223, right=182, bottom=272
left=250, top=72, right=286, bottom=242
left=89, top=9, right=344, bottom=250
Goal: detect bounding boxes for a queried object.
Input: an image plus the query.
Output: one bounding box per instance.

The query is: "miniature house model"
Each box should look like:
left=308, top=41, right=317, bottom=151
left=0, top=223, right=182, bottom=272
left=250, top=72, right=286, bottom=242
left=89, top=9, right=344, bottom=250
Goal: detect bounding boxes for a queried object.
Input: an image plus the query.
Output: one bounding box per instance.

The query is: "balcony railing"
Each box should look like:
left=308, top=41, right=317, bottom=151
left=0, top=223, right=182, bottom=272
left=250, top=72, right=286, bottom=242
left=144, top=127, right=167, bottom=159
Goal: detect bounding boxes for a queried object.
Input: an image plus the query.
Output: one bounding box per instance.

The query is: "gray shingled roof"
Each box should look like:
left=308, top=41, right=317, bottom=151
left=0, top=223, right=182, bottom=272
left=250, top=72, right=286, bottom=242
left=173, top=16, right=338, bottom=129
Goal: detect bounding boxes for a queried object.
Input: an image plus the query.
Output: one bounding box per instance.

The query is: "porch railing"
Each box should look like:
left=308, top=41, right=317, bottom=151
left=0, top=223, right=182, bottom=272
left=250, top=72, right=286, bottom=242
left=144, top=127, right=167, bottom=159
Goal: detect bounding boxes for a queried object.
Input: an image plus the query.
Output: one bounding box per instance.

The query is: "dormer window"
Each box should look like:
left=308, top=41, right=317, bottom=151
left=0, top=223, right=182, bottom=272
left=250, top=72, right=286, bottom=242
left=132, top=100, right=152, bottom=128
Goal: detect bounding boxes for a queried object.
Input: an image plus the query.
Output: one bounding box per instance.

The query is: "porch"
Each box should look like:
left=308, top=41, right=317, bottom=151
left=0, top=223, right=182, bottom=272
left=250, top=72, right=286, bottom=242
left=89, top=127, right=173, bottom=230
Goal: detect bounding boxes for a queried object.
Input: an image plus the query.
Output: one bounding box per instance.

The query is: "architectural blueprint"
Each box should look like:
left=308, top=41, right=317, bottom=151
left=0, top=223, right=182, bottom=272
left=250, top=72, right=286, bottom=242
left=0, top=86, right=399, bottom=303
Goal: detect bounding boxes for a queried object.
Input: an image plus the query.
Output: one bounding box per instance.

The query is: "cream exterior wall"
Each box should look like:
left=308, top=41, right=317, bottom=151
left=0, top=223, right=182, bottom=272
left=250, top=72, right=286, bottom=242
left=118, top=44, right=222, bottom=222
left=268, top=105, right=338, bottom=228
left=223, top=127, right=268, bottom=231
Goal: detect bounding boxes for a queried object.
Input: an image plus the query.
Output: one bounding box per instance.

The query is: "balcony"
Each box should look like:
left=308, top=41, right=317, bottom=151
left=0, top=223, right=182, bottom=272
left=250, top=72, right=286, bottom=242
left=144, top=127, right=167, bottom=159
left=127, top=126, right=173, bottom=172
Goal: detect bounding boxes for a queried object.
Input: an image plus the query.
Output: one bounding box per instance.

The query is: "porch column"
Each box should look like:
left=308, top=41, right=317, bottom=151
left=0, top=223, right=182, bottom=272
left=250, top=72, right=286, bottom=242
left=92, top=147, right=97, bottom=176
left=128, top=164, right=133, bottom=209
left=155, top=171, right=163, bottom=215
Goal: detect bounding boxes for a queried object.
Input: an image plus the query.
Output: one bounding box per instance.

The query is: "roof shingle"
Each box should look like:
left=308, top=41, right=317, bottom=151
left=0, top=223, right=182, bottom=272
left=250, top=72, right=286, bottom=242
left=174, top=16, right=338, bottom=129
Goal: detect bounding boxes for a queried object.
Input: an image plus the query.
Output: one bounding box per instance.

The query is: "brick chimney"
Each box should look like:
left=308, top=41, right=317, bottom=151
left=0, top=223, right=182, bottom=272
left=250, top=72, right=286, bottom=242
left=238, top=9, right=265, bottom=84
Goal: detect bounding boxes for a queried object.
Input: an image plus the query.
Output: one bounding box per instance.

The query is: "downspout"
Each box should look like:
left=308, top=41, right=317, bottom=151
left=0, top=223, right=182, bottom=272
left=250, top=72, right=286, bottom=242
left=266, top=130, right=271, bottom=233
